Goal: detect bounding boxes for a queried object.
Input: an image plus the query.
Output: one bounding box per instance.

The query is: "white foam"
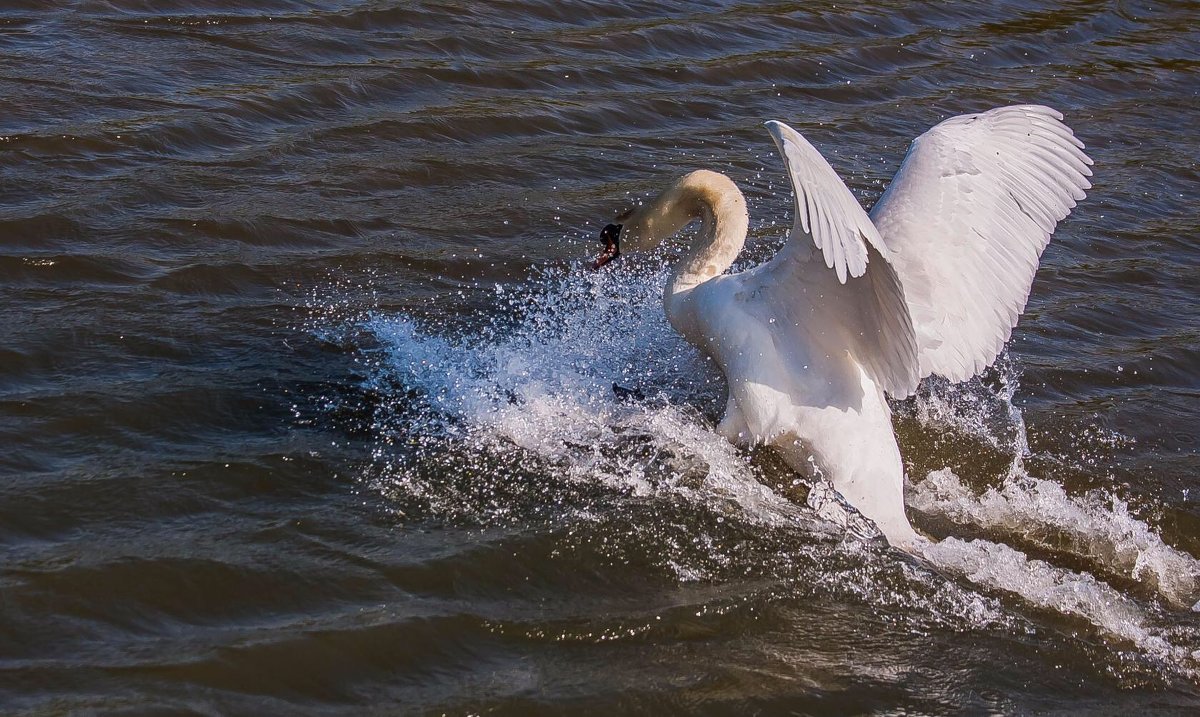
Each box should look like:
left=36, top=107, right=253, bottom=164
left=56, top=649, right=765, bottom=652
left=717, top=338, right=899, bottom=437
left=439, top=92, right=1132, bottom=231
left=920, top=537, right=1199, bottom=676
left=906, top=364, right=1200, bottom=676
left=911, top=468, right=1200, bottom=609
left=362, top=265, right=823, bottom=533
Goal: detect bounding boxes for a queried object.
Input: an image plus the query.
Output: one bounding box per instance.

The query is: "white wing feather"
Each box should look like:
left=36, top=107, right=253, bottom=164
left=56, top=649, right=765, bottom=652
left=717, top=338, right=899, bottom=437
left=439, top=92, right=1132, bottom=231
left=869, top=105, right=1093, bottom=382
left=763, top=120, right=920, bottom=398
left=765, top=120, right=882, bottom=283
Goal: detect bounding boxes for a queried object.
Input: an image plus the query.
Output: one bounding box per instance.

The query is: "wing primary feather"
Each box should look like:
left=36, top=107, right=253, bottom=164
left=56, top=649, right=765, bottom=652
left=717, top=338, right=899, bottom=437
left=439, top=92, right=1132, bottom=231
left=762, top=119, right=919, bottom=393
left=871, top=105, right=1092, bottom=383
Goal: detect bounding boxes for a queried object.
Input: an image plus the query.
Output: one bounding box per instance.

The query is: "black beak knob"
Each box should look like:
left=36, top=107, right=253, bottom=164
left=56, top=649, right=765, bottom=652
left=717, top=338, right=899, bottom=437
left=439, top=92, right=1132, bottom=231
left=592, top=223, right=622, bottom=270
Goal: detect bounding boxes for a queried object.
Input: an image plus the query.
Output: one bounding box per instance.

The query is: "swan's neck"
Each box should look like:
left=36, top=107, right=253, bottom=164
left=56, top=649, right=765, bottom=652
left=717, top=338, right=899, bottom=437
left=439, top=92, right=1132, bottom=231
left=659, top=171, right=748, bottom=334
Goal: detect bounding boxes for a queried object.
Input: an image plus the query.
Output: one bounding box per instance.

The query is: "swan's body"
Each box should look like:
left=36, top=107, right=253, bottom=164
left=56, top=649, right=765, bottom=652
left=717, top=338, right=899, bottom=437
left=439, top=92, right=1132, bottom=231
left=599, top=106, right=1092, bottom=550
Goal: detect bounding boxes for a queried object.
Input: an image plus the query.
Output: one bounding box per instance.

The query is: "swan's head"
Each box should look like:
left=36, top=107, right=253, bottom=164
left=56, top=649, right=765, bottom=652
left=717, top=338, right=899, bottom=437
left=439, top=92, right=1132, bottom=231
left=593, top=171, right=731, bottom=269
left=590, top=205, right=666, bottom=269
left=591, top=222, right=623, bottom=269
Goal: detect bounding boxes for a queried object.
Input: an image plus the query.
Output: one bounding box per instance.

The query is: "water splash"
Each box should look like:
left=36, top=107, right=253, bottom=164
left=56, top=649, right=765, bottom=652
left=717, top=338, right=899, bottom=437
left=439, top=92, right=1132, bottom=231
left=912, top=468, right=1200, bottom=609
left=311, top=254, right=1200, bottom=683
left=357, top=260, right=825, bottom=533
left=919, top=536, right=1199, bottom=673
left=907, top=368, right=1200, bottom=678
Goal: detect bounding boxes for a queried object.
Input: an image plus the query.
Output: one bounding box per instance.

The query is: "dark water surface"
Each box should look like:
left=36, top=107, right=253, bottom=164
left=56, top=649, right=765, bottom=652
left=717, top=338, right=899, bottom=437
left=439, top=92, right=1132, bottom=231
left=3, top=1, right=1200, bottom=714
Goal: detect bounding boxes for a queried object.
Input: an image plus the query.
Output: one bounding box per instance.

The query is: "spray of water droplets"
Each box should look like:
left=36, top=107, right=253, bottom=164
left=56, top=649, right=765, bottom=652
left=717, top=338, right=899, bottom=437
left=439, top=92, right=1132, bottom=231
left=303, top=251, right=1200, bottom=683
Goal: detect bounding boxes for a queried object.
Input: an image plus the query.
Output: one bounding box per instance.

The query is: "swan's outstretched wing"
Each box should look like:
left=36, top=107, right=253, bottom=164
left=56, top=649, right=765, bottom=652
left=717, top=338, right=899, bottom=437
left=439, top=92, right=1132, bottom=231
left=764, top=120, right=920, bottom=398
left=869, top=105, right=1093, bottom=382
left=765, top=120, right=885, bottom=284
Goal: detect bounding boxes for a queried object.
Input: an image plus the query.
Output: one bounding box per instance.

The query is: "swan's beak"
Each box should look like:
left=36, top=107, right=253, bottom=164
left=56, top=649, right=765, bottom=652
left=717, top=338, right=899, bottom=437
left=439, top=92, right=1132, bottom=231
left=591, top=223, right=622, bottom=270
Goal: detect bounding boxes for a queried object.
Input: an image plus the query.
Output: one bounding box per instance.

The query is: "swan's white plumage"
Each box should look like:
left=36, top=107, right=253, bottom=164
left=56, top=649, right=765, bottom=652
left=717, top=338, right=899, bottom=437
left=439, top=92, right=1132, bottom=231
left=762, top=120, right=920, bottom=400
left=869, top=105, right=1094, bottom=381
left=605, top=106, right=1091, bottom=549
left=764, top=120, right=881, bottom=283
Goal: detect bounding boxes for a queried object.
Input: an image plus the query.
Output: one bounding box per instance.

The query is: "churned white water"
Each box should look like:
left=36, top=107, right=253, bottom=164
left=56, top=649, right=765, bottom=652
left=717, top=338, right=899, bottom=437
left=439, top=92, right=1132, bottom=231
left=905, top=370, right=1200, bottom=676
left=363, top=262, right=822, bottom=532
left=912, top=468, right=1200, bottom=610
left=353, top=258, right=1199, bottom=681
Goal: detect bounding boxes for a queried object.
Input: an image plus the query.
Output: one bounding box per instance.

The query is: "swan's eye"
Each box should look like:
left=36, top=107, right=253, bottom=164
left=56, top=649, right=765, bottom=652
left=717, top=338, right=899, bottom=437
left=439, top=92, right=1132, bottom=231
left=615, top=208, right=634, bottom=222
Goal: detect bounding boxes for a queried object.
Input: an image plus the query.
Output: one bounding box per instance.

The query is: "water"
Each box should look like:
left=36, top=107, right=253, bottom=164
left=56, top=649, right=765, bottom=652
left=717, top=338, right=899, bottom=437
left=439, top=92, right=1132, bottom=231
left=2, top=1, right=1199, bottom=713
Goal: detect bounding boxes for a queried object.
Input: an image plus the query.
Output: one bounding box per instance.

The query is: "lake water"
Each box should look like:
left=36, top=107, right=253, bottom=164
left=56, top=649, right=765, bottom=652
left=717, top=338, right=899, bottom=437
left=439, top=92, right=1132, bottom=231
left=2, top=1, right=1199, bottom=714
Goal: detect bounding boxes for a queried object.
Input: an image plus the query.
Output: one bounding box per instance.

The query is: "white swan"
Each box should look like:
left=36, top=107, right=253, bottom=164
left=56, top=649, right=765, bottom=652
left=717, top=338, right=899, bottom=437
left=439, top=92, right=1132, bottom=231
left=594, top=105, right=1093, bottom=550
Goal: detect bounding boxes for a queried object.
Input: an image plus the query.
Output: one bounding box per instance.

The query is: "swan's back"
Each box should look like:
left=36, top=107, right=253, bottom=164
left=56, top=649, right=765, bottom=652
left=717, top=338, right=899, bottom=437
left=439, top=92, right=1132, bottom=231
left=688, top=248, right=894, bottom=444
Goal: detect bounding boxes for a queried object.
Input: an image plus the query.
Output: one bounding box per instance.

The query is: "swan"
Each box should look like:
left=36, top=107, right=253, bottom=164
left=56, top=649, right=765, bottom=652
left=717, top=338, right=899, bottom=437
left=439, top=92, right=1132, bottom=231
left=593, top=105, right=1092, bottom=550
